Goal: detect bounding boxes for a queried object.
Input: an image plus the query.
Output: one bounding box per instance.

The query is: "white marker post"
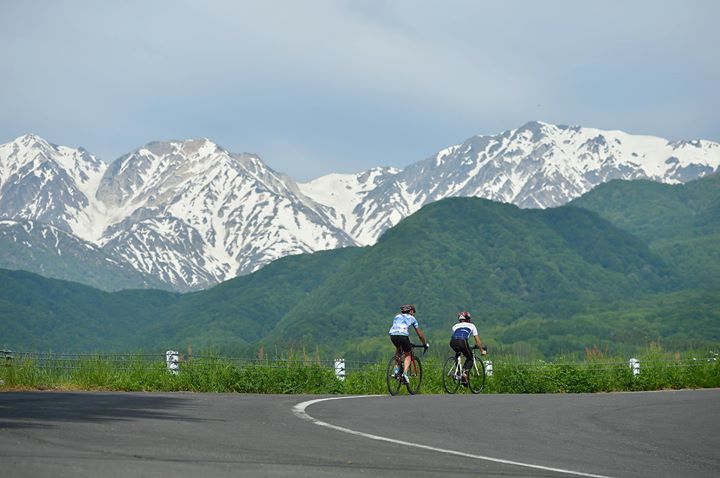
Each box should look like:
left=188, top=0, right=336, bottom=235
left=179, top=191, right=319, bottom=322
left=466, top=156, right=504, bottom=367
left=485, top=360, right=493, bottom=377
left=629, top=358, right=640, bottom=377
left=334, top=358, right=346, bottom=381
left=166, top=350, right=180, bottom=375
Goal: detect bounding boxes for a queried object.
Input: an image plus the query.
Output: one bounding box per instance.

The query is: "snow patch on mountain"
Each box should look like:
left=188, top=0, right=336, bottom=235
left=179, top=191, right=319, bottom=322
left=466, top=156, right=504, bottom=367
left=299, top=167, right=400, bottom=244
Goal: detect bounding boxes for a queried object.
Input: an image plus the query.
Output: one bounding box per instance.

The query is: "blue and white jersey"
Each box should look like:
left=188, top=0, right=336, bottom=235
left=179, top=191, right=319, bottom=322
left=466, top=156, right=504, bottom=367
left=451, top=322, right=478, bottom=340
left=388, top=313, right=418, bottom=336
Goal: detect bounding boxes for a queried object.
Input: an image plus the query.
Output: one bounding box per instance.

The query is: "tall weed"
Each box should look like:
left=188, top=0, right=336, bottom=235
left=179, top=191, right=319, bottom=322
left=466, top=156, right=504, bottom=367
left=2, top=348, right=718, bottom=394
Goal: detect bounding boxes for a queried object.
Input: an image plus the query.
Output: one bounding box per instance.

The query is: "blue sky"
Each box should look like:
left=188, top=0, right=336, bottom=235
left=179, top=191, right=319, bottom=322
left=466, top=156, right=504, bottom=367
left=1, top=1, right=718, bottom=181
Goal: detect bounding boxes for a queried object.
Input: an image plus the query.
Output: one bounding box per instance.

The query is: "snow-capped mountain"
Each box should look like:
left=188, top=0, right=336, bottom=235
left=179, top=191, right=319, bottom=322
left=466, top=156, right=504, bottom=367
left=300, top=121, right=720, bottom=245
left=0, top=219, right=166, bottom=291
left=1, top=121, right=719, bottom=291
left=298, top=167, right=401, bottom=245
left=0, top=135, right=355, bottom=291
left=0, top=134, right=105, bottom=237
left=94, top=139, right=355, bottom=289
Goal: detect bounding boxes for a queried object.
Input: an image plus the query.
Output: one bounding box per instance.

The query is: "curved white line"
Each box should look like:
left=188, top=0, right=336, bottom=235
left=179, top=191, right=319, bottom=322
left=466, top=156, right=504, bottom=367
left=293, top=395, right=613, bottom=478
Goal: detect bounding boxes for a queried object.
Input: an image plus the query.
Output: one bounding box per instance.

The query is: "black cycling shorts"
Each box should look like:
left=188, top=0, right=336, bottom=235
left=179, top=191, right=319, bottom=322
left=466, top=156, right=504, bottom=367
left=390, top=335, right=412, bottom=353
left=450, top=337, right=474, bottom=369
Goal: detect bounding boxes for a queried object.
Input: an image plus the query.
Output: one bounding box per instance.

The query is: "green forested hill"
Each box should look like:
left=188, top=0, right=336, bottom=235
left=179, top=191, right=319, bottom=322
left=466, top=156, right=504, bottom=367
left=569, top=173, right=720, bottom=242
left=0, top=269, right=179, bottom=351
left=0, top=247, right=363, bottom=352
left=264, top=198, right=677, bottom=357
left=1, top=183, right=718, bottom=358
left=569, top=173, right=720, bottom=287
left=141, top=246, right=366, bottom=350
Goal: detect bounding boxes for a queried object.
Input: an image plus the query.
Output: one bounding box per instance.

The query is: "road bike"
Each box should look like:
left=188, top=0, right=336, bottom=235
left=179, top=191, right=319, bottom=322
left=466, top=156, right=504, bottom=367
left=442, top=345, right=487, bottom=394
left=386, top=344, right=426, bottom=396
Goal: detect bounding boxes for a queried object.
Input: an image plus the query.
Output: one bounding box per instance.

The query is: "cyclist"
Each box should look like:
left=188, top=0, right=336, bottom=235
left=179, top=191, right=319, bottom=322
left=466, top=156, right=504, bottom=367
left=449, top=311, right=486, bottom=384
left=389, top=304, right=429, bottom=384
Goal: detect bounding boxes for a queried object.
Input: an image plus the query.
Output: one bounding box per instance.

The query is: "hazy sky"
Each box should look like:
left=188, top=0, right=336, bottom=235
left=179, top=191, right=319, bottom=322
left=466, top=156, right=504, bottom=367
left=2, top=1, right=718, bottom=181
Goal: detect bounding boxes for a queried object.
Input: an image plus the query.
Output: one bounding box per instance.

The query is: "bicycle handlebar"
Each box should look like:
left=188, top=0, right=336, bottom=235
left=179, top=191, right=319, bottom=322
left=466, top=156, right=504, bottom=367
left=410, top=343, right=429, bottom=355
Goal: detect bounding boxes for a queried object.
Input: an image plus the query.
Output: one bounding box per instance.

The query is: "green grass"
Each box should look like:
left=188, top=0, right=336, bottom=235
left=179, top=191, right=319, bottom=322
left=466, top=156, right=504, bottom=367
left=0, top=357, right=343, bottom=394
left=2, top=348, right=718, bottom=394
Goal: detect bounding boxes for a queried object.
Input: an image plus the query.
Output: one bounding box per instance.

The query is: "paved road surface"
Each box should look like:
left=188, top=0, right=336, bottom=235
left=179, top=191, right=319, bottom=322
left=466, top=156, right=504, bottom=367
left=1, top=389, right=718, bottom=477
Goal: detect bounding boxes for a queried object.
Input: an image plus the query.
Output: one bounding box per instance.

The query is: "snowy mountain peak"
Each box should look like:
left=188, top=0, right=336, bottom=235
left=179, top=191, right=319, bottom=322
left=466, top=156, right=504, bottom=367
left=139, top=138, right=225, bottom=159
left=2, top=122, right=719, bottom=292
left=512, top=120, right=553, bottom=140
left=0, top=133, right=106, bottom=240
left=13, top=132, right=54, bottom=150
left=301, top=122, right=720, bottom=244
left=93, top=136, right=356, bottom=289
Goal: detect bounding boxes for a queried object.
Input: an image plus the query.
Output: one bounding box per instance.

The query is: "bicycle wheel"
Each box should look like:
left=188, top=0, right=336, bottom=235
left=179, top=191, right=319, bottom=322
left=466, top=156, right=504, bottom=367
left=442, top=355, right=461, bottom=394
left=406, top=354, right=423, bottom=395
left=467, top=353, right=486, bottom=394
left=386, top=356, right=402, bottom=396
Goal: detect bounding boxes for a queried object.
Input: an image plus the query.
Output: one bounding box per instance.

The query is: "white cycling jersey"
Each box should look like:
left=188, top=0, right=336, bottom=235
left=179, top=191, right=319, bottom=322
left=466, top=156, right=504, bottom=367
left=451, top=321, right=478, bottom=340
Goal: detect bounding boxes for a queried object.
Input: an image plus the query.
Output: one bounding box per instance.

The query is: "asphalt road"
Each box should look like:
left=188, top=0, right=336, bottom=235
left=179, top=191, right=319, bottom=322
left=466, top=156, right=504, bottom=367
left=0, top=389, right=718, bottom=477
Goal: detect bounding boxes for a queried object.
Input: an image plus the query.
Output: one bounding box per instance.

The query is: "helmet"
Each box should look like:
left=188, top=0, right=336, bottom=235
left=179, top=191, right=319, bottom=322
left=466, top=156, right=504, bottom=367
left=458, top=311, right=471, bottom=322
left=400, top=304, right=416, bottom=314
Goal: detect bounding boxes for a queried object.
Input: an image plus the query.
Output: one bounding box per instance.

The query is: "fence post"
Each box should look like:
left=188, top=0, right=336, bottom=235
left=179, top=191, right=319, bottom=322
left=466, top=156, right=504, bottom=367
left=166, top=350, right=180, bottom=375
left=629, top=358, right=640, bottom=377
left=0, top=349, right=10, bottom=385
left=485, top=360, right=493, bottom=377
left=334, top=358, right=345, bottom=381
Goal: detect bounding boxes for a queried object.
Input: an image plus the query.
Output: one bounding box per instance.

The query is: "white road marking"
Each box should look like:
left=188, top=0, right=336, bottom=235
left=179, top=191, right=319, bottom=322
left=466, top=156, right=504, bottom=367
left=293, top=395, right=613, bottom=478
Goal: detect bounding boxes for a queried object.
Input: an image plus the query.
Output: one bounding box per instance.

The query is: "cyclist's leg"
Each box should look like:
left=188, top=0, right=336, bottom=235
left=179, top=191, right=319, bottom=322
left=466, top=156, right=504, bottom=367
left=399, top=336, right=412, bottom=372
left=449, top=338, right=464, bottom=372
left=389, top=338, right=396, bottom=360
left=461, top=340, right=474, bottom=370
left=392, top=335, right=412, bottom=374
left=451, top=338, right=473, bottom=370
left=454, top=341, right=472, bottom=384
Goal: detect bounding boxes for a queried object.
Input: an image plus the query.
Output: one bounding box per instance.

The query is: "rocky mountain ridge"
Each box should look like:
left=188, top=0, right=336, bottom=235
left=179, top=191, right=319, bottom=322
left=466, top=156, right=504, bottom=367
left=300, top=121, right=720, bottom=245
left=1, top=121, right=718, bottom=291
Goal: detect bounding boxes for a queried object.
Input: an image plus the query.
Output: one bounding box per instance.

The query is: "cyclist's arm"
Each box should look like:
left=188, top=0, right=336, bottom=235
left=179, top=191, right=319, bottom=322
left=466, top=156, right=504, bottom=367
left=414, top=326, right=428, bottom=346
left=473, top=335, right=487, bottom=354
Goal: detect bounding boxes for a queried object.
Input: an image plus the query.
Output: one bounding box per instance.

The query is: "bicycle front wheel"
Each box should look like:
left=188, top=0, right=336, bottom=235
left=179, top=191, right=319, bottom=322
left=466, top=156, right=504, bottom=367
left=467, top=353, right=486, bottom=394
left=406, top=355, right=423, bottom=395
left=442, top=356, right=460, bottom=394
left=386, top=356, right=402, bottom=396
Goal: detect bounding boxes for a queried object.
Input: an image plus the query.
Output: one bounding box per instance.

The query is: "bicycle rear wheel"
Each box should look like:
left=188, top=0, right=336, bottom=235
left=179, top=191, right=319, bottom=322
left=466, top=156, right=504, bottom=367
left=467, top=353, right=486, bottom=394
left=442, top=356, right=461, bottom=394
left=386, top=356, right=402, bottom=396
left=406, top=354, right=423, bottom=395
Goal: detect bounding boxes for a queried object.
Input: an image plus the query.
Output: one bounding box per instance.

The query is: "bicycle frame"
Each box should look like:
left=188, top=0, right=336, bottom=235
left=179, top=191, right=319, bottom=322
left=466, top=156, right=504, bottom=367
left=443, top=348, right=486, bottom=394
left=387, top=344, right=426, bottom=396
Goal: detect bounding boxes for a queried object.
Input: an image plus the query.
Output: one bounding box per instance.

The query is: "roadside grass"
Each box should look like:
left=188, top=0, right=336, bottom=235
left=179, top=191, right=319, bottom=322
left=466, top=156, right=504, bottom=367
left=2, top=350, right=718, bottom=394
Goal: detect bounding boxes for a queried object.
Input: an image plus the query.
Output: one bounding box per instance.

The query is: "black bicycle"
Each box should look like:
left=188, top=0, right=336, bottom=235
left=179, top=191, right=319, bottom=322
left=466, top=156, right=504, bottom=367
left=386, top=344, right=426, bottom=395
left=442, top=345, right=487, bottom=394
